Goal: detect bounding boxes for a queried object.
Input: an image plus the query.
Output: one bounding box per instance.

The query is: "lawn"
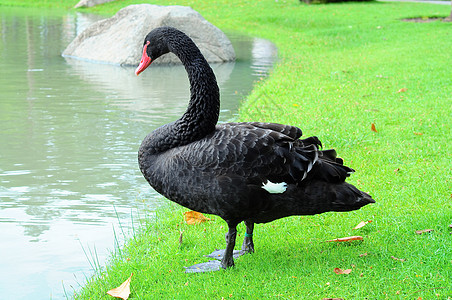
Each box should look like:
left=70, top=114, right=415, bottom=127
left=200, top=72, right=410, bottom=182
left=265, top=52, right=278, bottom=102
left=2, top=0, right=450, bottom=298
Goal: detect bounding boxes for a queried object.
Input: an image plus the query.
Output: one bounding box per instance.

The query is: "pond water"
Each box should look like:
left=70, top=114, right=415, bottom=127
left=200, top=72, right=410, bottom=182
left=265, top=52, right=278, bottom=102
left=0, top=7, right=277, bottom=299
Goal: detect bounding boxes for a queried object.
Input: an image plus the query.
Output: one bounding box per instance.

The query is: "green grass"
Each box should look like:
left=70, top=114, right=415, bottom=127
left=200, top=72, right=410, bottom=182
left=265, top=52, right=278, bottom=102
left=0, top=0, right=76, bottom=9
left=75, top=204, right=452, bottom=299
left=2, top=0, right=450, bottom=298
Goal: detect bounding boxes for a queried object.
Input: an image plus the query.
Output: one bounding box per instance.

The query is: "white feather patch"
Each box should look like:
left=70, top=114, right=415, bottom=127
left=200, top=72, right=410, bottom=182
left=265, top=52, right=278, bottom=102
left=262, top=180, right=287, bottom=194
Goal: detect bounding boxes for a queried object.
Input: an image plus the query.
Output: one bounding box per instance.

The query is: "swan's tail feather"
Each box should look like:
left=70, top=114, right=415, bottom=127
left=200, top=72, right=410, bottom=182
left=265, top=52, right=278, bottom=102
left=293, top=180, right=375, bottom=213
left=330, top=182, right=375, bottom=212
left=298, top=136, right=322, bottom=148
left=274, top=143, right=318, bottom=182
left=309, top=156, right=354, bottom=183
left=291, top=136, right=353, bottom=184
left=272, top=135, right=362, bottom=189
left=294, top=146, right=353, bottom=184
left=251, top=181, right=375, bottom=224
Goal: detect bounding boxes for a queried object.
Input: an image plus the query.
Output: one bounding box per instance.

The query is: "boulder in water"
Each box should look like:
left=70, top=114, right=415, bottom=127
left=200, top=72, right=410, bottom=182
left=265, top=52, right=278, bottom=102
left=62, top=4, right=235, bottom=65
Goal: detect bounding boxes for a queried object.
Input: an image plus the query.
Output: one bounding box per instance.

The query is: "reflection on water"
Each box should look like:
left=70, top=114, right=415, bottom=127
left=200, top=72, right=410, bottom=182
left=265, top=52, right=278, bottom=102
left=63, top=57, right=236, bottom=120
left=0, top=6, right=276, bottom=299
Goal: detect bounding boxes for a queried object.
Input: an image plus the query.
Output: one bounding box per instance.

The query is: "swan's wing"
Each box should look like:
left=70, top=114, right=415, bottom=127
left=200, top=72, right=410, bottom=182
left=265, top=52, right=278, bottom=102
left=179, top=122, right=318, bottom=185
left=227, top=122, right=303, bottom=140
left=229, top=122, right=323, bottom=149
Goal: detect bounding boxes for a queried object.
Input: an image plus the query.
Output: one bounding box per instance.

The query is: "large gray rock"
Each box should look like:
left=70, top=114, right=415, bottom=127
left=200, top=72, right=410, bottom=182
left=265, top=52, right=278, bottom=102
left=62, top=4, right=235, bottom=65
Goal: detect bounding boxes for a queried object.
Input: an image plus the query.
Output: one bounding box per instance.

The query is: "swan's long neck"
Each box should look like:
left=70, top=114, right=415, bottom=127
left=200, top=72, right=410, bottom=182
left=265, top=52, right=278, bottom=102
left=140, top=31, right=220, bottom=156
left=174, top=39, right=220, bottom=144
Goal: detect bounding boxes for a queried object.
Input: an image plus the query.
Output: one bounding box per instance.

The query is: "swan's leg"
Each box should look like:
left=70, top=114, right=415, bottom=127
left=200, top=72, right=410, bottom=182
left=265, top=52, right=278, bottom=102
left=241, top=220, right=255, bottom=253
left=221, top=224, right=237, bottom=269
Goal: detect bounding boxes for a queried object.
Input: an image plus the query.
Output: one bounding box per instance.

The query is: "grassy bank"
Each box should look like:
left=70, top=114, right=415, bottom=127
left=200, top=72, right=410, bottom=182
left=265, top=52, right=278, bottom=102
left=2, top=0, right=450, bottom=298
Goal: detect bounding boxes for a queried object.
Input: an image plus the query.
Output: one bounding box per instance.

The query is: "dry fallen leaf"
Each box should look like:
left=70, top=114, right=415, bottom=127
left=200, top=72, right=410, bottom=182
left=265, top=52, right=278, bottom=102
left=414, top=132, right=423, bottom=136
left=371, top=123, right=378, bottom=132
left=397, top=88, right=408, bottom=93
left=322, top=298, right=344, bottom=300
left=359, top=252, right=368, bottom=257
left=107, top=273, right=133, bottom=300
left=334, top=267, right=352, bottom=274
left=391, top=256, right=406, bottom=262
left=415, top=229, right=434, bottom=235
left=179, top=230, right=184, bottom=245
left=327, top=236, right=363, bottom=242
left=184, top=211, right=211, bottom=225
left=353, top=220, right=372, bottom=230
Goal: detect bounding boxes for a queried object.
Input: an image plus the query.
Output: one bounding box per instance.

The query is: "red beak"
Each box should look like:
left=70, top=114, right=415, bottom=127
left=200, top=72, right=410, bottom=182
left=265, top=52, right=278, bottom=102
left=135, top=41, right=152, bottom=76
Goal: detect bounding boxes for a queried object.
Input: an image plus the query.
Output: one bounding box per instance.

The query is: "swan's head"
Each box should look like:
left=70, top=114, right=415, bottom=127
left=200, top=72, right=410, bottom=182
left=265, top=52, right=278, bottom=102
left=135, top=27, right=172, bottom=76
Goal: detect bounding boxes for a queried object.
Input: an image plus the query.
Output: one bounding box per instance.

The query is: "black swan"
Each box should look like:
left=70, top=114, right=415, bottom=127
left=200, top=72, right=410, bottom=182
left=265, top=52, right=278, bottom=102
left=135, top=27, right=375, bottom=270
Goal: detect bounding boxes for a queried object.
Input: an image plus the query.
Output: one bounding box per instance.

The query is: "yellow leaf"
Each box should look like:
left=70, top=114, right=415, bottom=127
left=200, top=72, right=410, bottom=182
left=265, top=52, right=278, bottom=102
left=371, top=123, right=378, bottom=132
left=107, top=273, right=133, bottom=300
left=353, top=220, right=372, bottom=230
left=333, top=268, right=352, bottom=274
left=184, top=211, right=211, bottom=225
left=327, top=236, right=363, bottom=242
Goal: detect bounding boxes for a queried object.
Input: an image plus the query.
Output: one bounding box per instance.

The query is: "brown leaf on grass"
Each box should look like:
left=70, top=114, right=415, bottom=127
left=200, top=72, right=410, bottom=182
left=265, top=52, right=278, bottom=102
left=415, top=229, right=434, bottom=235
left=184, top=211, right=211, bottom=225
left=391, top=256, right=406, bottom=262
left=414, top=132, right=423, bottom=136
left=327, top=236, right=363, bottom=242
left=179, top=230, right=184, bottom=245
left=353, top=220, right=372, bottom=230
left=334, top=267, right=352, bottom=274
left=322, top=298, right=344, bottom=300
left=371, top=123, right=378, bottom=132
left=107, top=273, right=133, bottom=300
left=359, top=252, right=368, bottom=257
left=397, top=88, right=408, bottom=93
